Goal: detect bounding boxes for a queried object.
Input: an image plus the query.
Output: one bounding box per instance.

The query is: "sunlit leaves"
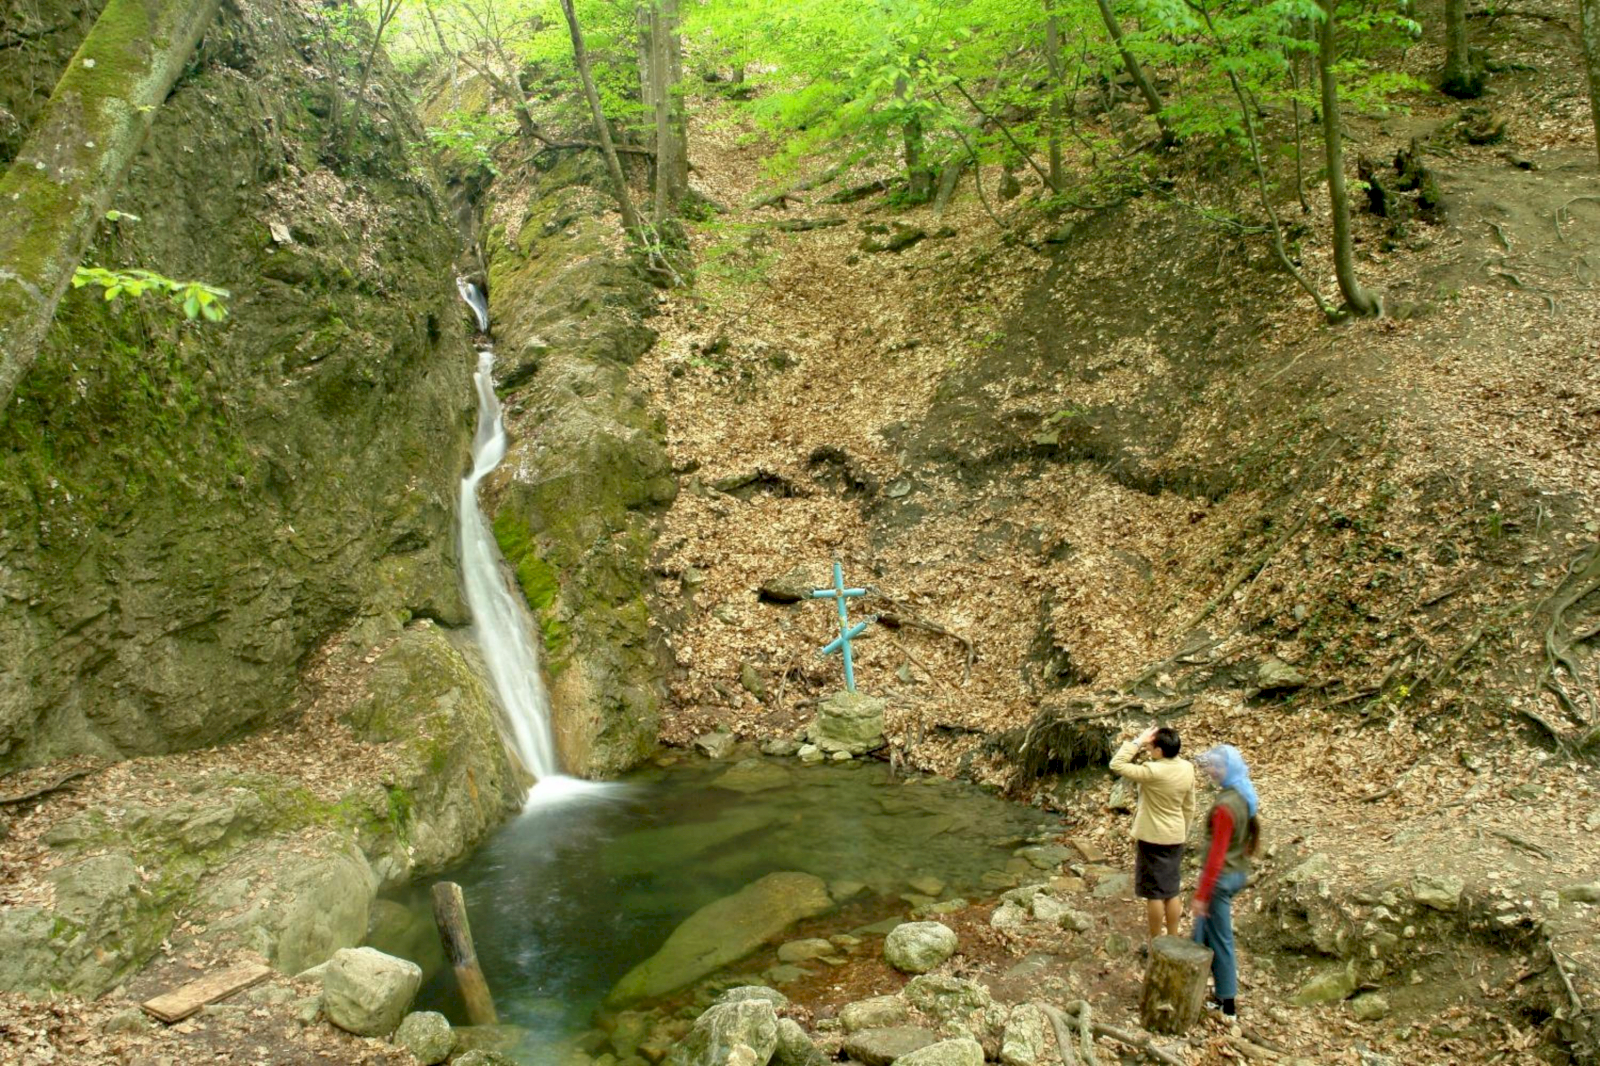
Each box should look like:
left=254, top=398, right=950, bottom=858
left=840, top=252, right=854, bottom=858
left=72, top=267, right=231, bottom=323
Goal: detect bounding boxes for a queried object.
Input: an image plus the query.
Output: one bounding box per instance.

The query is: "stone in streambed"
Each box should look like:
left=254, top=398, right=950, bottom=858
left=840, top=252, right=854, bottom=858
left=714, top=759, right=791, bottom=793
left=884, top=921, right=958, bottom=973
left=321, top=947, right=421, bottom=1037
left=608, top=872, right=832, bottom=1005
left=665, top=1000, right=778, bottom=1066
left=897, top=1038, right=984, bottom=1066
left=840, top=995, right=910, bottom=1033
left=1000, top=1003, right=1049, bottom=1066
left=715, top=986, right=788, bottom=1008
left=774, top=1017, right=823, bottom=1066
left=777, top=938, right=833, bottom=963
left=805, top=692, right=885, bottom=755
left=841, top=1026, right=938, bottom=1066
left=395, top=1011, right=453, bottom=1064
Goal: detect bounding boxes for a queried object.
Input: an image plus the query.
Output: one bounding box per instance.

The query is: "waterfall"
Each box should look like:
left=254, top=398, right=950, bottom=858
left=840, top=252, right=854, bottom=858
left=457, top=276, right=490, bottom=333
left=456, top=283, right=611, bottom=808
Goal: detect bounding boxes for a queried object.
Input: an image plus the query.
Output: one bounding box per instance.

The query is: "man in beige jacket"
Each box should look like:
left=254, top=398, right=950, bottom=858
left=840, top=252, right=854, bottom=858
left=1110, top=724, right=1196, bottom=942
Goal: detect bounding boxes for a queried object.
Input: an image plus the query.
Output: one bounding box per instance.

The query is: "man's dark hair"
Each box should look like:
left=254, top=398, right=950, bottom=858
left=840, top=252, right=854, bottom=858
left=1152, top=727, right=1181, bottom=759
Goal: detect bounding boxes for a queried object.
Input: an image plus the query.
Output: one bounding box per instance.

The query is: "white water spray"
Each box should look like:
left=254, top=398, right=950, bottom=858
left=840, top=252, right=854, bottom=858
left=457, top=276, right=490, bottom=333
left=456, top=283, right=613, bottom=809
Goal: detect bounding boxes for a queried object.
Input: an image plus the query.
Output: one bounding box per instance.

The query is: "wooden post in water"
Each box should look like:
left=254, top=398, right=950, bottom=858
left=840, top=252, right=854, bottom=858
left=432, top=881, right=499, bottom=1026
left=1139, top=935, right=1212, bottom=1034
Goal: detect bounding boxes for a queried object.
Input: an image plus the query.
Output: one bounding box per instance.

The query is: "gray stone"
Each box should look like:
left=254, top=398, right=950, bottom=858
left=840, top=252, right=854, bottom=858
left=1091, top=873, right=1132, bottom=899
left=990, top=901, right=1028, bottom=930
left=806, top=691, right=886, bottom=755
left=715, top=986, right=789, bottom=1008
left=841, top=1026, right=939, bottom=1066
left=884, top=921, right=958, bottom=973
left=1000, top=883, right=1050, bottom=905
left=1257, top=657, right=1307, bottom=691
left=763, top=963, right=811, bottom=985
left=840, top=995, right=910, bottom=1033
left=395, top=1011, right=453, bottom=1064
left=1102, top=933, right=1132, bottom=957
left=761, top=738, right=800, bottom=757
left=1560, top=883, right=1600, bottom=904
left=896, top=1038, right=984, bottom=1066
left=908, top=876, right=945, bottom=896
left=774, top=1017, right=822, bottom=1066
left=759, top=566, right=823, bottom=604
left=695, top=733, right=737, bottom=760
left=797, top=744, right=825, bottom=764
left=665, top=1001, right=779, bottom=1066
left=102, top=1008, right=151, bottom=1034
left=1413, top=874, right=1464, bottom=911
left=739, top=663, right=767, bottom=700
left=321, top=947, right=422, bottom=1037
left=1107, top=778, right=1135, bottom=813
left=999, top=1003, right=1049, bottom=1066
left=903, top=975, right=992, bottom=1027
left=453, top=1053, right=519, bottom=1066
left=1292, top=962, right=1357, bottom=1006
left=609, top=872, right=832, bottom=1005
left=1068, top=837, right=1106, bottom=862
left=1350, top=993, right=1391, bottom=1022
left=778, top=938, right=834, bottom=963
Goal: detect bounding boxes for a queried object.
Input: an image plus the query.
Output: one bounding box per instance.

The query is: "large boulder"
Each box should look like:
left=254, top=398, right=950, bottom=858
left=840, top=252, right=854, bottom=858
left=608, top=872, right=832, bottom=1005
left=884, top=922, right=959, bottom=974
left=321, top=947, right=422, bottom=1037
left=665, top=1000, right=779, bottom=1066
left=805, top=691, right=886, bottom=755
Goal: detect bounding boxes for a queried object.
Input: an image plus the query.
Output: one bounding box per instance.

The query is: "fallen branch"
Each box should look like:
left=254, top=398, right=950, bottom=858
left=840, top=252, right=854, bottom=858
left=1184, top=510, right=1311, bottom=630
left=0, top=767, right=92, bottom=806
left=1493, top=828, right=1555, bottom=860
left=869, top=589, right=976, bottom=683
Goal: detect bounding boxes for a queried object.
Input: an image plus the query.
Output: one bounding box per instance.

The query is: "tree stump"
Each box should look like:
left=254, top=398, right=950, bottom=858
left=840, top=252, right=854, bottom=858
left=1139, top=936, right=1212, bottom=1034
left=432, top=881, right=498, bottom=1026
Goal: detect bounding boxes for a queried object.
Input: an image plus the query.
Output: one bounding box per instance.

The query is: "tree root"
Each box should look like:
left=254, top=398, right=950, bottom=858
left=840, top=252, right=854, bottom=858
left=0, top=767, right=92, bottom=806
left=1535, top=546, right=1600, bottom=742
left=1549, top=938, right=1585, bottom=1015
left=1184, top=510, right=1311, bottom=631
left=1041, top=1001, right=1099, bottom=1066
left=869, top=589, right=976, bottom=683
left=1090, top=1021, right=1185, bottom=1066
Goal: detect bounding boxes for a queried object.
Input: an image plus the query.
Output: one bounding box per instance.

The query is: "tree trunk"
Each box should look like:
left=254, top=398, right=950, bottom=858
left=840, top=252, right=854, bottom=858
left=559, top=0, right=643, bottom=241
left=0, top=0, right=223, bottom=416
left=1093, top=0, right=1174, bottom=143
left=432, top=882, right=498, bottom=1027
left=1043, top=4, right=1066, bottom=191
left=1582, top=0, right=1600, bottom=168
left=1440, top=0, right=1484, bottom=97
left=895, top=75, right=934, bottom=202
left=1139, top=936, right=1212, bottom=1035
left=651, top=0, right=687, bottom=219
left=1318, top=0, right=1380, bottom=316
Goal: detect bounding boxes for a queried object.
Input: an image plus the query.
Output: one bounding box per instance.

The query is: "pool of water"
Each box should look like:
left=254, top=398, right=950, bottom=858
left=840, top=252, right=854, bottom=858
left=394, top=754, right=1061, bottom=1060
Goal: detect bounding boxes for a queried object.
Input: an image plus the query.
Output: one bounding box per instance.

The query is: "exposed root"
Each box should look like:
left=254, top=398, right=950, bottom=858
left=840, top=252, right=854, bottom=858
left=868, top=589, right=977, bottom=683
left=1041, top=1000, right=1099, bottom=1066
left=0, top=767, right=93, bottom=806
left=1535, top=545, right=1600, bottom=745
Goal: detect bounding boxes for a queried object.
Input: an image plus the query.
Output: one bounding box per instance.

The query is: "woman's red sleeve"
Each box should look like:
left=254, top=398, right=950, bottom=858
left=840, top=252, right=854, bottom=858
left=1195, top=805, right=1234, bottom=904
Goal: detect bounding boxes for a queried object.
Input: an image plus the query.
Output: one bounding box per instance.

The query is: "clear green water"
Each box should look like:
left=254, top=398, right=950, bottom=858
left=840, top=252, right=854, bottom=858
left=398, top=755, right=1059, bottom=1061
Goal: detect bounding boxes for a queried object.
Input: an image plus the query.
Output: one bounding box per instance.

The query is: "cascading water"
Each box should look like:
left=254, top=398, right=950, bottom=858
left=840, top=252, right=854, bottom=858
left=455, top=282, right=608, bottom=808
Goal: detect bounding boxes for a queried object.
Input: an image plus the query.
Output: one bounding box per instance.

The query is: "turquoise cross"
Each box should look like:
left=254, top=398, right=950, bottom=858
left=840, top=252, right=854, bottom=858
left=811, top=560, right=876, bottom=692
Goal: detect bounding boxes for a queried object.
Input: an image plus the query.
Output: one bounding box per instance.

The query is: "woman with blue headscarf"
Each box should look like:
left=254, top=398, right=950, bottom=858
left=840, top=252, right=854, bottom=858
left=1191, top=744, right=1260, bottom=1020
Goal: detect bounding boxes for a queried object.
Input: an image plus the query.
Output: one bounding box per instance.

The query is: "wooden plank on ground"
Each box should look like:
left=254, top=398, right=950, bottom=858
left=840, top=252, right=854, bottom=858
left=141, top=962, right=273, bottom=1023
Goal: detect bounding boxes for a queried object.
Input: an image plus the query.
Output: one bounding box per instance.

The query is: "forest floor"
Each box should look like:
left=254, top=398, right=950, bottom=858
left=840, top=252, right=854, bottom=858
left=635, top=1, right=1600, bottom=1059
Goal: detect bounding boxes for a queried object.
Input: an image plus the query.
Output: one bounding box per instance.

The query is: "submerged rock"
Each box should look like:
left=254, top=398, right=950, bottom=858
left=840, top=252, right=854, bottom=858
left=321, top=947, right=422, bottom=1037
left=608, top=872, right=832, bottom=1005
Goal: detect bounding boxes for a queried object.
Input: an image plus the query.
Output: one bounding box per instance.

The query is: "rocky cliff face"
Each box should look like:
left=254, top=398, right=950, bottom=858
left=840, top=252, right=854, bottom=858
left=0, top=0, right=478, bottom=769
left=473, top=158, right=675, bottom=778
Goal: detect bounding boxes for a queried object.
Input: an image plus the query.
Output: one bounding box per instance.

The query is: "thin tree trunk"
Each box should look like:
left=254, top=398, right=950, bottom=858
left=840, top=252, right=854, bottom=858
left=1093, top=0, right=1174, bottom=143
left=1582, top=0, right=1600, bottom=168
left=651, top=0, right=687, bottom=218
left=1441, top=0, right=1483, bottom=97
left=1043, top=3, right=1066, bottom=191
left=559, top=0, right=643, bottom=241
left=0, top=0, right=223, bottom=416
left=895, top=75, right=934, bottom=201
left=1318, top=0, right=1379, bottom=316
left=1287, top=48, right=1311, bottom=212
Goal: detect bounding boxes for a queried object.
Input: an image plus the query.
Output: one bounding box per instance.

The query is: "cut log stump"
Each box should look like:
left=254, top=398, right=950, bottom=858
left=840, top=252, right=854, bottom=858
left=1139, top=935, right=1212, bottom=1034
left=432, top=880, right=498, bottom=1026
